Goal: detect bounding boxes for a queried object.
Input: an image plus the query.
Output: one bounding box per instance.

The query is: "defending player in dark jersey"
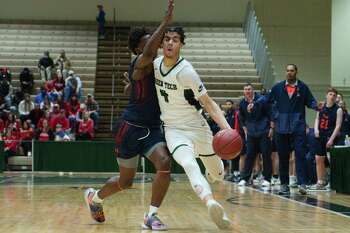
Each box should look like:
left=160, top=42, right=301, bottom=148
left=84, top=2, right=174, bottom=230
left=311, top=87, right=343, bottom=190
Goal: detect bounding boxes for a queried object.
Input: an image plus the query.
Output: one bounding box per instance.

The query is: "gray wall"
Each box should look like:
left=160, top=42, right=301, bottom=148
left=252, top=0, right=332, bottom=124
left=0, top=0, right=248, bottom=23
left=332, top=0, right=350, bottom=104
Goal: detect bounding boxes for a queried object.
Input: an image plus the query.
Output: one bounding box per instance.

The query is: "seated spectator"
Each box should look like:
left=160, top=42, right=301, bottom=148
left=19, top=68, right=34, bottom=94
left=52, top=70, right=65, bottom=95
left=52, top=94, right=65, bottom=110
left=0, top=77, right=11, bottom=108
left=36, top=119, right=54, bottom=141
left=40, top=95, right=53, bottom=112
left=54, top=50, right=71, bottom=78
left=19, top=121, right=33, bottom=156
left=11, top=87, right=25, bottom=110
left=18, top=93, right=34, bottom=122
left=38, top=51, right=54, bottom=81
left=50, top=109, right=70, bottom=132
left=85, top=94, right=99, bottom=129
left=0, top=95, right=10, bottom=114
left=29, top=103, right=44, bottom=128
left=5, top=113, right=21, bottom=133
left=76, top=103, right=87, bottom=121
left=0, top=113, right=6, bottom=135
left=64, top=70, right=82, bottom=101
left=1, top=127, right=19, bottom=165
left=49, top=104, right=61, bottom=119
left=35, top=86, right=51, bottom=104
left=0, top=67, right=12, bottom=83
left=37, top=111, right=50, bottom=131
left=77, top=111, right=94, bottom=140
left=338, top=100, right=350, bottom=145
left=65, top=95, right=80, bottom=131
left=54, top=124, right=70, bottom=141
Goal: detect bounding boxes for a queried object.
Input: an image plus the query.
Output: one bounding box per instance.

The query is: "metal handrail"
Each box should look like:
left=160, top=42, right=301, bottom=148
left=243, top=1, right=275, bottom=90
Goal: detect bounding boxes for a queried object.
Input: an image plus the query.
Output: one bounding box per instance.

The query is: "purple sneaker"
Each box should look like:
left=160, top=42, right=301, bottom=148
left=84, top=188, right=105, bottom=223
left=142, top=213, right=167, bottom=231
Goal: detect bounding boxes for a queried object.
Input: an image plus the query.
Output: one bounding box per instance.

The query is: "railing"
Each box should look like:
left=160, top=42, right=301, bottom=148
left=243, top=1, right=275, bottom=90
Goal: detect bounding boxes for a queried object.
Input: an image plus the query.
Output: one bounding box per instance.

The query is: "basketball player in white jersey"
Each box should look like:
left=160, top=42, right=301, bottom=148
left=132, top=3, right=232, bottom=228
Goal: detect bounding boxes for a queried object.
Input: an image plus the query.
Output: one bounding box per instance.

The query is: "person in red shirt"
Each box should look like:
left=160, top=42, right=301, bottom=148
left=50, top=109, right=70, bottom=132
left=19, top=121, right=34, bottom=156
left=36, top=119, right=53, bottom=141
left=65, top=95, right=80, bottom=132
left=52, top=72, right=65, bottom=94
left=1, top=128, right=19, bottom=165
left=77, top=111, right=94, bottom=140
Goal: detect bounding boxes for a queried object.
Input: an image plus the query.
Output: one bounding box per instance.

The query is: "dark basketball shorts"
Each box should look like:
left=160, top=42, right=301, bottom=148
left=114, top=120, right=166, bottom=168
left=314, top=136, right=339, bottom=157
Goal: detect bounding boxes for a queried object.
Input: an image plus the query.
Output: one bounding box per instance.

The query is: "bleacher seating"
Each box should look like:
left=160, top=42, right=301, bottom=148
left=0, top=23, right=98, bottom=96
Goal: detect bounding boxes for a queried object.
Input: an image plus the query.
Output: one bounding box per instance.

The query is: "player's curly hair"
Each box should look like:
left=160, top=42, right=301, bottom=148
left=128, top=27, right=150, bottom=55
left=165, top=27, right=186, bottom=44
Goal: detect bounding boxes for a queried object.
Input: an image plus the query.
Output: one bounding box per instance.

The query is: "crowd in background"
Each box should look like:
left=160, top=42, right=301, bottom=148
left=0, top=50, right=100, bottom=163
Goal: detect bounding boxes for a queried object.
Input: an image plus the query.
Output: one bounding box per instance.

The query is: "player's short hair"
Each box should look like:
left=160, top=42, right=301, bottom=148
left=128, top=27, right=150, bottom=55
left=327, top=87, right=338, bottom=95
left=286, top=64, right=298, bottom=71
left=225, top=100, right=234, bottom=104
left=165, top=27, right=186, bottom=44
left=243, top=82, right=253, bottom=88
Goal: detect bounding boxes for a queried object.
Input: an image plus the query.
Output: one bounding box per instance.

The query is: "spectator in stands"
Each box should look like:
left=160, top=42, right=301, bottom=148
left=35, top=86, right=49, bottom=104
left=5, top=113, right=21, bottom=133
left=85, top=94, right=99, bottom=129
left=29, top=103, right=44, bottom=128
left=77, top=111, right=94, bottom=140
left=50, top=109, right=70, bottom=132
left=18, top=93, right=34, bottom=122
left=1, top=127, right=19, bottom=165
left=55, top=50, right=71, bottom=78
left=54, top=124, right=70, bottom=141
left=19, top=121, right=33, bottom=156
left=40, top=95, right=52, bottom=112
left=49, top=104, right=60, bottom=119
left=36, top=119, right=53, bottom=141
left=11, top=87, right=24, bottom=110
left=37, top=111, right=51, bottom=131
left=65, top=94, right=80, bottom=132
left=52, top=70, right=65, bottom=95
left=54, top=95, right=65, bottom=110
left=19, top=68, right=34, bottom=94
left=0, top=115, right=5, bottom=135
left=0, top=77, right=11, bottom=107
left=0, top=67, right=12, bottom=83
left=96, top=5, right=106, bottom=39
left=38, top=51, right=54, bottom=81
left=0, top=95, right=10, bottom=114
left=64, top=70, right=82, bottom=101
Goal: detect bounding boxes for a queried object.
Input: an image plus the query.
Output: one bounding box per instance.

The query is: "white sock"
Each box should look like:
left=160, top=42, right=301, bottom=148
left=206, top=199, right=217, bottom=207
left=92, top=190, right=103, bottom=203
left=148, top=205, right=158, bottom=216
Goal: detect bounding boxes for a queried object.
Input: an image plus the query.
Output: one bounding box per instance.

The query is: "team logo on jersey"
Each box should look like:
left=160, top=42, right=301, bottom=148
left=198, top=83, right=204, bottom=93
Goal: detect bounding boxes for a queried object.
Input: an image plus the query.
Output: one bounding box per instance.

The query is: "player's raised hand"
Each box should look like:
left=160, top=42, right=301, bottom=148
left=164, top=0, right=174, bottom=24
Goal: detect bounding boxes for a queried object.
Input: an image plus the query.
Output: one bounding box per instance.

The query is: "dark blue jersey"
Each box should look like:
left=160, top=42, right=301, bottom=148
left=318, top=104, right=339, bottom=138
left=122, top=57, right=161, bottom=127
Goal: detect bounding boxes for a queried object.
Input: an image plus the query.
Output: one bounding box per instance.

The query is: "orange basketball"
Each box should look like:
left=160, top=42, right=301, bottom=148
left=212, top=128, right=243, bottom=160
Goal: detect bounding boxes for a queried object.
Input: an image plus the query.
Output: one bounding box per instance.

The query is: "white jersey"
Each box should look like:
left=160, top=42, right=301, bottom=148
left=153, top=56, right=209, bottom=130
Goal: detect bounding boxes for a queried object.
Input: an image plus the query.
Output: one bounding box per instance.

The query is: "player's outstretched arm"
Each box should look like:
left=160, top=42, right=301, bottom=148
left=199, top=94, right=231, bottom=130
left=132, top=0, right=174, bottom=80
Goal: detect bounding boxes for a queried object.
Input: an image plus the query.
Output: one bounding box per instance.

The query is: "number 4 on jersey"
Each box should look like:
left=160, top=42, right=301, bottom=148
left=160, top=89, right=169, bottom=103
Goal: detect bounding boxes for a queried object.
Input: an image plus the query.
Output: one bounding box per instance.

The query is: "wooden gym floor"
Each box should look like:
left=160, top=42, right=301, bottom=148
left=0, top=173, right=349, bottom=233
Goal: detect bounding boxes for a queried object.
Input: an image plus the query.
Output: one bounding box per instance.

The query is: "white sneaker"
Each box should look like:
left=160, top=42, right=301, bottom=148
left=271, top=177, right=280, bottom=185
left=261, top=180, right=271, bottom=190
left=289, top=176, right=298, bottom=188
left=238, top=180, right=247, bottom=186
left=207, top=200, right=232, bottom=229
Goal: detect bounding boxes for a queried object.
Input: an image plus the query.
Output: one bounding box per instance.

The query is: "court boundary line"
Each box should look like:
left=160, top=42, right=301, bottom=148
left=227, top=182, right=350, bottom=220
